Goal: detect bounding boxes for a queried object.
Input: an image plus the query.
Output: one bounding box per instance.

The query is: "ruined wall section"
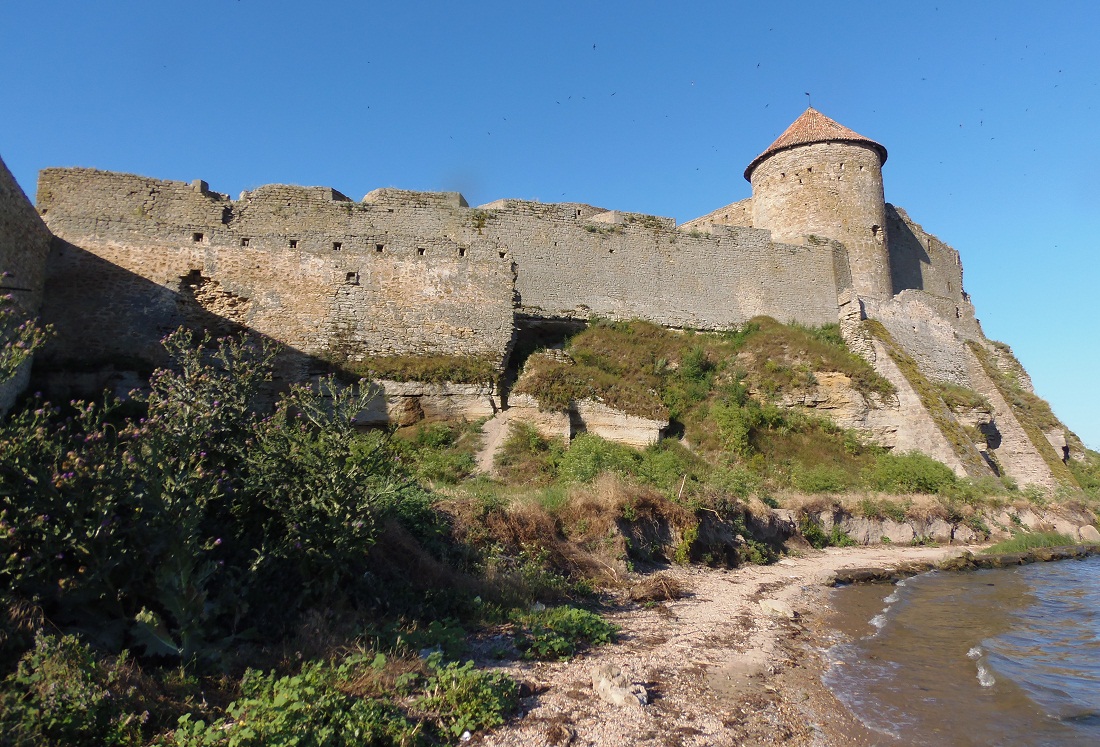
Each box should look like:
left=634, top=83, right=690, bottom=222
left=680, top=197, right=754, bottom=231
left=36, top=169, right=515, bottom=375
left=0, top=155, right=53, bottom=411
left=886, top=204, right=981, bottom=338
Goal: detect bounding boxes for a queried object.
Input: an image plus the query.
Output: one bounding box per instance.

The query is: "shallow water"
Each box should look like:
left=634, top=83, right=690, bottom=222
left=824, top=556, right=1100, bottom=746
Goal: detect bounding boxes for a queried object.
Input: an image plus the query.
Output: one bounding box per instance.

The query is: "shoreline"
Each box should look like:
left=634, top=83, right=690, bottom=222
left=476, top=544, right=992, bottom=746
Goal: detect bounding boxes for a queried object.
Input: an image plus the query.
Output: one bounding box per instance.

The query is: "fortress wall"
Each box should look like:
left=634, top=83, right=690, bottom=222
left=886, top=204, right=980, bottom=338
left=480, top=211, right=845, bottom=329
left=36, top=169, right=515, bottom=372
left=1, top=156, right=53, bottom=411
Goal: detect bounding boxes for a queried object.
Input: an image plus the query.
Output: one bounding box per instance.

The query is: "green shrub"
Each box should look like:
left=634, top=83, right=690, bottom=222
left=393, top=423, right=478, bottom=485
left=416, top=658, right=518, bottom=738
left=557, top=434, right=640, bottom=484
left=636, top=440, right=701, bottom=494
left=706, top=465, right=762, bottom=499
left=792, top=464, right=852, bottom=494
left=169, top=658, right=423, bottom=747
left=515, top=606, right=617, bottom=660
left=863, top=451, right=957, bottom=494
left=494, top=423, right=563, bottom=486
left=0, top=330, right=427, bottom=667
left=799, top=515, right=830, bottom=550
left=0, top=633, right=145, bottom=746
left=829, top=525, right=858, bottom=547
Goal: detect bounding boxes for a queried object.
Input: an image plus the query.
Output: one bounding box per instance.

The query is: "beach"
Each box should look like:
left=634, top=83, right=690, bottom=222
left=476, top=545, right=986, bottom=746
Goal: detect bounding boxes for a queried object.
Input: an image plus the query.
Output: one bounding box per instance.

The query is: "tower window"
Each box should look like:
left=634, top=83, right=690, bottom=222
left=192, top=232, right=204, bottom=243
left=417, top=247, right=426, bottom=256
left=458, top=247, right=466, bottom=257
left=240, top=237, right=250, bottom=247
left=345, top=271, right=359, bottom=285
left=289, top=239, right=299, bottom=249
left=375, top=243, right=384, bottom=253
left=871, top=225, right=881, bottom=238
left=333, top=242, right=342, bottom=251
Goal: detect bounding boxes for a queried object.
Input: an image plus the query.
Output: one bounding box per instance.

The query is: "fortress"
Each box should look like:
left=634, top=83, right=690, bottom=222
left=0, top=108, right=1084, bottom=488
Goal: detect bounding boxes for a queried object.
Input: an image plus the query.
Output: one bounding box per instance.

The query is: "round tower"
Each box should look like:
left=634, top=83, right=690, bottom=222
left=745, top=108, right=892, bottom=301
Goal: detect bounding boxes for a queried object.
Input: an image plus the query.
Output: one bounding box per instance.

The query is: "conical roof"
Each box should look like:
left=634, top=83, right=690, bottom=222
left=744, top=108, right=887, bottom=180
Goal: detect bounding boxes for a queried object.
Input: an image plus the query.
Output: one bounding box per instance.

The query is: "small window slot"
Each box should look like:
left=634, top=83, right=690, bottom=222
left=345, top=271, right=360, bottom=285
left=289, top=239, right=299, bottom=249
left=375, top=244, right=384, bottom=253
left=458, top=247, right=466, bottom=257
left=417, top=247, right=426, bottom=256
left=240, top=237, right=250, bottom=247
left=192, top=232, right=204, bottom=243
left=333, top=241, right=342, bottom=251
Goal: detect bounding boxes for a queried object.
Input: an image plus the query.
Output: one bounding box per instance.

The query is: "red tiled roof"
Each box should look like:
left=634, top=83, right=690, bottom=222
left=744, top=108, right=887, bottom=180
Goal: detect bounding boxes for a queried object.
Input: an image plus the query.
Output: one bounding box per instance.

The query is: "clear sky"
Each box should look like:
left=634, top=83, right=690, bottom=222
left=2, top=1, right=1098, bottom=447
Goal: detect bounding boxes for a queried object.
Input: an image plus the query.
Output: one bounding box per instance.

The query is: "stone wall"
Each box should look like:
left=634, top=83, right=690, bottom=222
left=36, top=168, right=516, bottom=376
left=487, top=204, right=849, bottom=329
left=0, top=155, right=52, bottom=411
left=750, top=141, right=892, bottom=301
left=36, top=167, right=856, bottom=383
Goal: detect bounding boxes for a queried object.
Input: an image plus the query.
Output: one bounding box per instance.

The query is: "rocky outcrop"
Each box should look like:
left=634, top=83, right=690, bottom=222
left=504, top=394, right=667, bottom=448
left=354, top=380, right=499, bottom=426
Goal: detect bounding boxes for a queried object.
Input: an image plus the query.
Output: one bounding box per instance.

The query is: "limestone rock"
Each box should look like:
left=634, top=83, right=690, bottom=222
left=758, top=599, right=796, bottom=620
left=1079, top=525, right=1100, bottom=543
left=591, top=664, right=648, bottom=707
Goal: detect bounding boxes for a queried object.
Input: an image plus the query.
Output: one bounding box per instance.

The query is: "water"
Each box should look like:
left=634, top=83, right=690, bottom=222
left=824, top=556, right=1100, bottom=746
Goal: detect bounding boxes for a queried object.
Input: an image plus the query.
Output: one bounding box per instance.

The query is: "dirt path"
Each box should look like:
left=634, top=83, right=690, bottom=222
left=475, top=409, right=511, bottom=474
left=476, top=545, right=982, bottom=747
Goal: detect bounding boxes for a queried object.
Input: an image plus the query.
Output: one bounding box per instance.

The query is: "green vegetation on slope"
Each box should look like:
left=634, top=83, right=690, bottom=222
left=982, top=531, right=1079, bottom=554
left=0, top=327, right=612, bottom=746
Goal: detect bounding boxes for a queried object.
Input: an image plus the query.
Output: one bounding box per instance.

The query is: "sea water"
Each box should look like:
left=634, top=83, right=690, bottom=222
left=824, top=556, right=1100, bottom=746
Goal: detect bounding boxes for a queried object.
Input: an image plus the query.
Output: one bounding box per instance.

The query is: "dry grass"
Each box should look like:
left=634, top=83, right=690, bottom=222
left=627, top=573, right=692, bottom=603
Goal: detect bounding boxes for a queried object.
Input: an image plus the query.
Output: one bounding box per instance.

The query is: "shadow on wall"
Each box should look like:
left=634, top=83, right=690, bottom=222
left=885, top=204, right=930, bottom=295
left=33, top=239, right=342, bottom=402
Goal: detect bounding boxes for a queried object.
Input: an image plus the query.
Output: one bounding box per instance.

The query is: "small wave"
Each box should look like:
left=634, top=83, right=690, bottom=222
left=976, top=659, right=996, bottom=687
left=967, top=646, right=983, bottom=660
left=870, top=613, right=887, bottom=629
left=884, top=591, right=899, bottom=604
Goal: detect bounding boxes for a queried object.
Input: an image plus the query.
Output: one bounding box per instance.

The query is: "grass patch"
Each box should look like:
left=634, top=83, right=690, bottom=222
left=392, top=421, right=482, bottom=486
left=933, top=381, right=991, bottom=412
left=345, top=354, right=499, bottom=385
left=983, top=531, right=1078, bottom=554
left=513, top=605, right=618, bottom=661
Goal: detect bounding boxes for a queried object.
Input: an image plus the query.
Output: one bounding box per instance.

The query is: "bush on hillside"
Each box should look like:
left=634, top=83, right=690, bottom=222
left=863, top=451, right=957, bottom=495
left=0, top=329, right=430, bottom=667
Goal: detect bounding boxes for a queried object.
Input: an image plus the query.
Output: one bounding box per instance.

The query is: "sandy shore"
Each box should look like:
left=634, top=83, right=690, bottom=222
left=474, top=545, right=985, bottom=747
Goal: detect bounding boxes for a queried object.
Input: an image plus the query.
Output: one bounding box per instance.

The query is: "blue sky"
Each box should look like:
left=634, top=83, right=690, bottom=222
left=2, top=1, right=1098, bottom=447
